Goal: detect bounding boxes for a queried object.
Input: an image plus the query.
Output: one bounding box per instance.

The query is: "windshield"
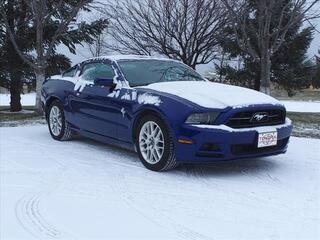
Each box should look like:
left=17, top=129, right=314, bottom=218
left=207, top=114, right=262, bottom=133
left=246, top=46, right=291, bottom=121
left=118, top=60, right=204, bottom=87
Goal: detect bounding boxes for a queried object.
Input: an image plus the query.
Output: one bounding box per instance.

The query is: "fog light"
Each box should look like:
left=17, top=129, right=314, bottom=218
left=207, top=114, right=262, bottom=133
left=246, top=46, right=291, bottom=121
left=200, top=143, right=220, bottom=151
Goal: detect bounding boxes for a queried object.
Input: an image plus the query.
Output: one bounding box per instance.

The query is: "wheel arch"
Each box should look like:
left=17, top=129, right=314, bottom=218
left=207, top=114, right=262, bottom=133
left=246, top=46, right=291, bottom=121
left=131, top=107, right=173, bottom=145
left=45, top=96, right=62, bottom=118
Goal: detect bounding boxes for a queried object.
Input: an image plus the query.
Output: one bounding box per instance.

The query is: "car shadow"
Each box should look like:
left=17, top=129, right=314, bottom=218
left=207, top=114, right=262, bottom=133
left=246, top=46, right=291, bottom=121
left=179, top=157, right=280, bottom=178
left=71, top=135, right=138, bottom=159
left=70, top=135, right=280, bottom=178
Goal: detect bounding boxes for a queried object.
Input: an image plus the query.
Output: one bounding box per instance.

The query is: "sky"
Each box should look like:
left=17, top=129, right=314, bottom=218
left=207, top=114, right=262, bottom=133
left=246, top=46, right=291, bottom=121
left=58, top=7, right=320, bottom=75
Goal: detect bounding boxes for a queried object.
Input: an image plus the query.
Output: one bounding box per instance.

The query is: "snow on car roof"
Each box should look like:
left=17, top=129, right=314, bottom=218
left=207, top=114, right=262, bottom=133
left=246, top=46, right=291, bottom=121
left=87, top=55, right=181, bottom=62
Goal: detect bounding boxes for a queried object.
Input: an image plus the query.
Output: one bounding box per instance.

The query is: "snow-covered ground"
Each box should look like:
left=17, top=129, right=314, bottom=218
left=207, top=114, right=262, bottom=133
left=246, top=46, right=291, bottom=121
left=1, top=125, right=319, bottom=240
left=0, top=93, right=36, bottom=106
left=282, top=100, right=320, bottom=113
left=1, top=93, right=319, bottom=113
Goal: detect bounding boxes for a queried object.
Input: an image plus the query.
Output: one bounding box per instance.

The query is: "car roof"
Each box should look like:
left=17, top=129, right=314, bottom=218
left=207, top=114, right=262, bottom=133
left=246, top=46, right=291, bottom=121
left=85, top=55, right=181, bottom=63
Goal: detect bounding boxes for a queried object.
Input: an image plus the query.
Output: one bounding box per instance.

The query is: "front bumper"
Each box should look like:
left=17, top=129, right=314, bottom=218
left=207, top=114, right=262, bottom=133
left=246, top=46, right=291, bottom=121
left=175, top=118, right=293, bottom=162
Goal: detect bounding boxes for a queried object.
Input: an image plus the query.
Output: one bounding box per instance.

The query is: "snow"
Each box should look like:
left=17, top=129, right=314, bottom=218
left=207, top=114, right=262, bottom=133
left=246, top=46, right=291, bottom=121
left=137, top=93, right=162, bottom=106
left=108, top=63, right=130, bottom=98
left=144, top=81, right=283, bottom=109
left=120, top=92, right=131, bottom=100
left=282, top=100, right=320, bottom=113
left=0, top=109, right=34, bottom=114
left=0, top=93, right=36, bottom=106
left=193, top=117, right=292, bottom=133
left=1, top=91, right=320, bottom=113
left=51, top=75, right=78, bottom=84
left=89, top=54, right=178, bottom=63
left=1, top=125, right=319, bottom=240
left=50, top=74, right=95, bottom=93
left=73, top=77, right=93, bottom=92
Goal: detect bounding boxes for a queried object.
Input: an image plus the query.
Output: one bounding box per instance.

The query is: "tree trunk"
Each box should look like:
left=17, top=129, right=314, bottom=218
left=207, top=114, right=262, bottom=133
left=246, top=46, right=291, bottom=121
left=259, top=52, right=271, bottom=95
left=219, top=52, right=225, bottom=83
left=35, top=69, right=45, bottom=115
left=9, top=72, right=22, bottom=112
left=254, top=76, right=260, bottom=91
left=254, top=65, right=261, bottom=91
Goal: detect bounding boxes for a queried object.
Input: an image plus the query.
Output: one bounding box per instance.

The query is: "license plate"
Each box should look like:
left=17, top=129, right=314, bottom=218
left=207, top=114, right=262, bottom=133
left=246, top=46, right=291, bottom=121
left=257, top=131, right=278, bottom=148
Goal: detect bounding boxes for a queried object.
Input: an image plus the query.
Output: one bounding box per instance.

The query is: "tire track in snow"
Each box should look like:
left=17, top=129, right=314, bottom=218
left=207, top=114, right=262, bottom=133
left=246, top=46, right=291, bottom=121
left=182, top=163, right=292, bottom=212
left=183, top=160, right=281, bottom=188
left=15, top=194, right=64, bottom=239
left=4, top=129, right=72, bottom=239
left=110, top=173, right=213, bottom=240
left=13, top=168, right=75, bottom=239
left=11, top=135, right=143, bottom=240
left=10, top=132, right=143, bottom=239
left=6, top=128, right=283, bottom=238
left=11, top=129, right=284, bottom=238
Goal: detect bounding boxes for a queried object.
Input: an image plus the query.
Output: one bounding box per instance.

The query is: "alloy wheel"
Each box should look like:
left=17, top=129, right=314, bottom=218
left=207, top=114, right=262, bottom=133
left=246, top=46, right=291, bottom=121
left=139, top=121, right=165, bottom=164
left=49, top=106, right=62, bottom=136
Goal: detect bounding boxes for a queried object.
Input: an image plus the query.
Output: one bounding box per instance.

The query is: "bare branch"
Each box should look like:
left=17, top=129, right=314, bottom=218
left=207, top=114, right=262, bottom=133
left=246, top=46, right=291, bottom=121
left=105, top=0, right=229, bottom=68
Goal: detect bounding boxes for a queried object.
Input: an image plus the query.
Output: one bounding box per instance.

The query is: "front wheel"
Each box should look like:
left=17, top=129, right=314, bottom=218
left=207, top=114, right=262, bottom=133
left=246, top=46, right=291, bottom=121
left=136, top=115, right=178, bottom=171
left=47, top=100, right=73, bottom=141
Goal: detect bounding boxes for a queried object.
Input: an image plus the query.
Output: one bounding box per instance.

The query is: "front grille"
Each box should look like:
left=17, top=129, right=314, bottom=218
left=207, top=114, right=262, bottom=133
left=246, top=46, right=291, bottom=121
left=226, top=109, right=285, bottom=128
left=231, top=137, right=289, bottom=156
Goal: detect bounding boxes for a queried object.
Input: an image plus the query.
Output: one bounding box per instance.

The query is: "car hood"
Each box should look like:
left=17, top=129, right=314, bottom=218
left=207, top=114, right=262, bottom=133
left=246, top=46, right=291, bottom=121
left=142, top=81, right=283, bottom=109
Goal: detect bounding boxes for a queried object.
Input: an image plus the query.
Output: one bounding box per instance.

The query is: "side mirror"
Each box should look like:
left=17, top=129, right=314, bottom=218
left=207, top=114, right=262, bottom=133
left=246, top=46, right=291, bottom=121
left=94, top=78, right=116, bottom=92
left=94, top=78, right=115, bottom=87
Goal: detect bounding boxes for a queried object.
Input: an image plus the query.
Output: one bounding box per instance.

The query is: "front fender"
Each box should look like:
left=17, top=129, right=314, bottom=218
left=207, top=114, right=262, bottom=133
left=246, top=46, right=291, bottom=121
left=129, top=93, right=200, bottom=145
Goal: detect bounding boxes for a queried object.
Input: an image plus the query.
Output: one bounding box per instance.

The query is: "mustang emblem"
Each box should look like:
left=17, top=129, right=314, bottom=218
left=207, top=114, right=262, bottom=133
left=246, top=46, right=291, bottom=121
left=251, top=112, right=269, bottom=122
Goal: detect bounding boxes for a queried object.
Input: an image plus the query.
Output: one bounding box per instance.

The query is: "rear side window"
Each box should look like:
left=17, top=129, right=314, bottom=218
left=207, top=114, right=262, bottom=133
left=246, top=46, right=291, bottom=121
left=63, top=66, right=77, bottom=77
left=81, top=62, right=115, bottom=82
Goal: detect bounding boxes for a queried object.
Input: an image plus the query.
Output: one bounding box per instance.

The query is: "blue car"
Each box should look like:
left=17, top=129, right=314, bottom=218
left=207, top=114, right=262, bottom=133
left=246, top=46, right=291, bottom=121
left=41, top=55, right=293, bottom=171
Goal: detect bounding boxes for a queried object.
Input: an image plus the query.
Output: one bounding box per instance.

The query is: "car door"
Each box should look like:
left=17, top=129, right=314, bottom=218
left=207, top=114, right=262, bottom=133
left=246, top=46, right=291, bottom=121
left=69, top=60, right=121, bottom=139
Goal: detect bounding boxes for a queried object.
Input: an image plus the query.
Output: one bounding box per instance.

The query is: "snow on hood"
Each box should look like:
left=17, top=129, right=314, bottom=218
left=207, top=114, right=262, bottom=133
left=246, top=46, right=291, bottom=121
left=143, top=81, right=283, bottom=109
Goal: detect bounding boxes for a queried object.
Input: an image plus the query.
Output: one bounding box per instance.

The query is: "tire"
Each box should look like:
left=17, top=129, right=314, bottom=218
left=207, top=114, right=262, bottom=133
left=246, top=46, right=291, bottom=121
left=136, top=115, right=178, bottom=171
left=47, top=100, right=73, bottom=141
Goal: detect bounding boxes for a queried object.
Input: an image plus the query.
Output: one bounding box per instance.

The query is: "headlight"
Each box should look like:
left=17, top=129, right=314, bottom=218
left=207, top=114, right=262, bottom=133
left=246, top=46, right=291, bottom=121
left=185, top=112, right=219, bottom=125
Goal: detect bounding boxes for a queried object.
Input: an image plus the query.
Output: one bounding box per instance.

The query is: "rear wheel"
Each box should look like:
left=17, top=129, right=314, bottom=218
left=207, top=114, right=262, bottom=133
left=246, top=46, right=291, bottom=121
left=136, top=115, right=178, bottom=171
left=47, top=100, right=73, bottom=141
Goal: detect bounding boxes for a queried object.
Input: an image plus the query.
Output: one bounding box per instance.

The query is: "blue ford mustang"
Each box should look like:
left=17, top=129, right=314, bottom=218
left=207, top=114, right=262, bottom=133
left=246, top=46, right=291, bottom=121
left=41, top=55, right=293, bottom=171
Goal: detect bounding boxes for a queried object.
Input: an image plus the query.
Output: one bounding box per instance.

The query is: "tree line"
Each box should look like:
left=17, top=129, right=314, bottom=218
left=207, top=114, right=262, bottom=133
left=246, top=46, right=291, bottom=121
left=0, top=0, right=319, bottom=112
left=0, top=0, right=107, bottom=112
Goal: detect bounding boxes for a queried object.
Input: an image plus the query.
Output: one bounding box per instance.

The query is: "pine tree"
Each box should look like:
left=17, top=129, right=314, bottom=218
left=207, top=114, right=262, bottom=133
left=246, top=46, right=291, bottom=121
left=271, top=26, right=314, bottom=96
left=0, top=0, right=107, bottom=112
left=217, top=0, right=314, bottom=96
left=0, top=1, right=33, bottom=111
left=312, top=50, right=320, bottom=89
left=0, top=1, right=70, bottom=111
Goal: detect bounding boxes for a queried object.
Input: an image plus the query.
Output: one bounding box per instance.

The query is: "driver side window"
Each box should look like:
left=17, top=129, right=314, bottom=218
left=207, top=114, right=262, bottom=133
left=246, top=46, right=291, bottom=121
left=63, top=66, right=77, bottom=77
left=81, top=62, right=115, bottom=82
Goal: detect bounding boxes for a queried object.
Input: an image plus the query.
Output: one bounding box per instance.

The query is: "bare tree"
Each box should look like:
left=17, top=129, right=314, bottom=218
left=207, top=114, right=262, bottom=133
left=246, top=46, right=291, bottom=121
left=77, top=14, right=109, bottom=58
left=105, top=0, right=229, bottom=69
left=0, top=0, right=98, bottom=113
left=223, top=0, right=320, bottom=94
left=87, top=31, right=109, bottom=57
left=77, top=30, right=109, bottom=58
